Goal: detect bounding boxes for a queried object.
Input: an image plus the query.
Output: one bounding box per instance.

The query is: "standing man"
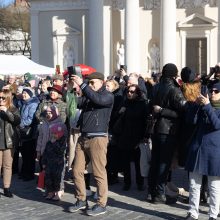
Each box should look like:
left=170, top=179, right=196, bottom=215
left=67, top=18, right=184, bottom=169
left=68, top=72, right=114, bottom=216
left=148, top=63, right=186, bottom=203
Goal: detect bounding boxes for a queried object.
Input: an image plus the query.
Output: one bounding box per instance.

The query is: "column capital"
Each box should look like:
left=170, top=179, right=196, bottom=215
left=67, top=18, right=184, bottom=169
left=144, top=0, right=217, bottom=10
left=112, top=0, right=125, bottom=10
left=30, top=0, right=89, bottom=11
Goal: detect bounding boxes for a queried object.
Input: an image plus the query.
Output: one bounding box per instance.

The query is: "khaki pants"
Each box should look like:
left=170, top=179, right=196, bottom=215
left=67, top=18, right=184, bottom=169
left=68, top=129, right=80, bottom=170
left=73, top=136, right=108, bottom=207
left=0, top=149, right=14, bottom=188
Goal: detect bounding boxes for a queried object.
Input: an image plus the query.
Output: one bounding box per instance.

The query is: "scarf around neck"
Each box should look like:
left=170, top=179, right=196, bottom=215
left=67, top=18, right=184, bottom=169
left=210, top=99, right=220, bottom=109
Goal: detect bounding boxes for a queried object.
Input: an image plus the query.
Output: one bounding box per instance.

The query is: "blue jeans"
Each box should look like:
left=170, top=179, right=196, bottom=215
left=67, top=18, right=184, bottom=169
left=148, top=134, right=176, bottom=197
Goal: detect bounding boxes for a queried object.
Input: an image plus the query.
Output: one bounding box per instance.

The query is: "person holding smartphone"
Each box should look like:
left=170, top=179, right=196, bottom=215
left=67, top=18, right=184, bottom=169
left=184, top=82, right=220, bottom=220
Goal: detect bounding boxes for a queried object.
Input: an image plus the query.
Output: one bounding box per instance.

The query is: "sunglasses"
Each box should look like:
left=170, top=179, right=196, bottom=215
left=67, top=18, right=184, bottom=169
left=0, top=97, right=6, bottom=101
left=89, top=80, right=96, bottom=85
left=127, top=90, right=135, bottom=94
left=210, top=89, right=220, bottom=94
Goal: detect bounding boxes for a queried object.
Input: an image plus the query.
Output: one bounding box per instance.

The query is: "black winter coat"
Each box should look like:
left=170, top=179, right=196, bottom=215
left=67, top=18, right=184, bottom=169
left=152, top=77, right=186, bottom=135
left=117, top=98, right=148, bottom=150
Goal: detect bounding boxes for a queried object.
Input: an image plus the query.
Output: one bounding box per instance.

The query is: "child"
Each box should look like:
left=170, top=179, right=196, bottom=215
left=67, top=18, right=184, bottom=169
left=41, top=122, right=67, bottom=201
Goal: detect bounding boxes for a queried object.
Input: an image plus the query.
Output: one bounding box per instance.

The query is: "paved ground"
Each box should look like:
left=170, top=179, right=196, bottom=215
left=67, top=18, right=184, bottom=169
left=0, top=167, right=212, bottom=220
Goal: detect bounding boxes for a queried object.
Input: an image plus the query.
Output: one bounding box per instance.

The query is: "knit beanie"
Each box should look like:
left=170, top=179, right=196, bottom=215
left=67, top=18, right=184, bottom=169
left=22, top=87, right=34, bottom=98
left=210, top=82, right=220, bottom=91
left=181, top=67, right=196, bottom=83
left=50, top=123, right=65, bottom=139
left=162, top=63, right=178, bottom=78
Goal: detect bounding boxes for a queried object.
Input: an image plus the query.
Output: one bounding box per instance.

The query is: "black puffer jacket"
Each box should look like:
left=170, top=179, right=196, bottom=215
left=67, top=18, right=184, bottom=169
left=78, top=84, right=114, bottom=134
left=152, top=77, right=186, bottom=135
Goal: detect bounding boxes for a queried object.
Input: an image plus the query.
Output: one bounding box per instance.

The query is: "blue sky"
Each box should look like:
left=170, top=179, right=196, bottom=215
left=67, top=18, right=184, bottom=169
left=2, top=0, right=14, bottom=6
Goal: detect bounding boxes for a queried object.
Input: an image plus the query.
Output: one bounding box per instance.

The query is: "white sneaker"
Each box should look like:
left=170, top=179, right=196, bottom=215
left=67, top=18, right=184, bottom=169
left=86, top=189, right=93, bottom=197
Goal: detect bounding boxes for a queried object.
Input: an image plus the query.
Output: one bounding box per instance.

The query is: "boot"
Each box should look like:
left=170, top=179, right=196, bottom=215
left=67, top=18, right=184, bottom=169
left=4, top=188, right=13, bottom=198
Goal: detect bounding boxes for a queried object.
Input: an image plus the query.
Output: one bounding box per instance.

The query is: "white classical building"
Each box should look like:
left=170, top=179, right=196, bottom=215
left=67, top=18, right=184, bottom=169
left=30, top=0, right=220, bottom=77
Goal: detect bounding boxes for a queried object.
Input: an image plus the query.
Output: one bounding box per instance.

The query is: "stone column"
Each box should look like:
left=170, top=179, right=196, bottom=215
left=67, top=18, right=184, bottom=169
left=217, top=0, right=220, bottom=62
left=125, top=0, right=140, bottom=73
left=30, top=10, right=40, bottom=63
left=88, top=1, right=111, bottom=76
left=160, top=0, right=176, bottom=68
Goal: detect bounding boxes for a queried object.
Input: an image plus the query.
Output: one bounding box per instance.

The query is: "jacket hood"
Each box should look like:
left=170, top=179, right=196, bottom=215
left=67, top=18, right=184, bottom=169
left=23, top=96, right=40, bottom=105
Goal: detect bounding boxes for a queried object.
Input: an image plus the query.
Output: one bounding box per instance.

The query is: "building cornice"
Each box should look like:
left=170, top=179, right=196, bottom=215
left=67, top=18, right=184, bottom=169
left=30, top=0, right=89, bottom=12
left=144, top=0, right=216, bottom=10
left=29, top=0, right=217, bottom=12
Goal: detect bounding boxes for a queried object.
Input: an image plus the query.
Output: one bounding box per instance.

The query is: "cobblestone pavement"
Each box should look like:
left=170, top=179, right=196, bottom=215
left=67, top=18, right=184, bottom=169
left=0, top=168, right=212, bottom=220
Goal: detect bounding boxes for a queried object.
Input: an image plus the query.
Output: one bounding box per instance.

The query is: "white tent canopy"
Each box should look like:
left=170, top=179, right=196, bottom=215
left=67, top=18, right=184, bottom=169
left=0, top=55, right=55, bottom=75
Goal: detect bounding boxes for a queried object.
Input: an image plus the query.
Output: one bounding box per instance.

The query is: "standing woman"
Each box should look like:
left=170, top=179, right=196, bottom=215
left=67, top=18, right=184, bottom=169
left=185, top=82, right=220, bottom=220
left=115, top=84, right=148, bottom=191
left=0, top=89, right=20, bottom=197
left=19, top=87, right=39, bottom=181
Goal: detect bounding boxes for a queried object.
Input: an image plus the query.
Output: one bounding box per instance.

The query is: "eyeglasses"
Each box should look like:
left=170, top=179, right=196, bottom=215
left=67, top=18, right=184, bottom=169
left=127, top=90, right=135, bottom=94
left=0, top=97, right=6, bottom=101
left=210, top=89, right=220, bottom=94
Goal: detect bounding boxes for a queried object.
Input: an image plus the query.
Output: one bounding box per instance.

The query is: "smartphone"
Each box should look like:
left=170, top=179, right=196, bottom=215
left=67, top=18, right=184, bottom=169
left=201, top=85, right=208, bottom=96
left=68, top=66, right=82, bottom=78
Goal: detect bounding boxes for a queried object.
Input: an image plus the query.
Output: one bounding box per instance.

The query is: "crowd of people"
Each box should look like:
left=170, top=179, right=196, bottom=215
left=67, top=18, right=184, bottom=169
left=0, top=63, right=220, bottom=219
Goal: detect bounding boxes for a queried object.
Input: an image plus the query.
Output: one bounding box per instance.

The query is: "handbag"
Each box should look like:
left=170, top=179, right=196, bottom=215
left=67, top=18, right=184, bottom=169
left=37, top=170, right=45, bottom=189
left=139, top=142, right=151, bottom=177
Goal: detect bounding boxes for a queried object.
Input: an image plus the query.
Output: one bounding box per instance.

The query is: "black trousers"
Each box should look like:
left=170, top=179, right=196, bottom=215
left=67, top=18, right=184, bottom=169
left=148, top=134, right=176, bottom=197
left=121, top=148, right=144, bottom=186
left=20, top=139, right=36, bottom=178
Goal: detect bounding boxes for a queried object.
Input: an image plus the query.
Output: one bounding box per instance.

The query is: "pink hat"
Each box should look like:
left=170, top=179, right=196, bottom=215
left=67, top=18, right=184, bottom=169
left=50, top=123, right=64, bottom=139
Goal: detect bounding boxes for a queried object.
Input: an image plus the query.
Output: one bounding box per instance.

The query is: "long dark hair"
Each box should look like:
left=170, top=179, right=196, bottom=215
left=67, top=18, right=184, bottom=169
left=127, top=84, right=143, bottom=99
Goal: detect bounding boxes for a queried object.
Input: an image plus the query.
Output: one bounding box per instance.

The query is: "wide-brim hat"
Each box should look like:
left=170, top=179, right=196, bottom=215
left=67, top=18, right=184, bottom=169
left=47, top=85, right=63, bottom=95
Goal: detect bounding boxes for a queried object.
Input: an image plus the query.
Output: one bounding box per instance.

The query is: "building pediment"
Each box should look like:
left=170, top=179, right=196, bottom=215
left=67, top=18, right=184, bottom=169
left=53, top=26, right=81, bottom=36
left=177, top=13, right=217, bottom=28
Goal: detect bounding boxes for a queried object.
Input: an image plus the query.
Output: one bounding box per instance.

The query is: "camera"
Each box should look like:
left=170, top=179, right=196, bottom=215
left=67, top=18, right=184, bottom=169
left=68, top=66, right=82, bottom=79
left=120, top=65, right=127, bottom=72
left=210, top=65, right=220, bottom=75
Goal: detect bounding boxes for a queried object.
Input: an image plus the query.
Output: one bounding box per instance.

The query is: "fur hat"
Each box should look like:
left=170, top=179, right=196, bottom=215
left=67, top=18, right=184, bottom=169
left=50, top=123, right=65, bottom=139
left=181, top=67, right=196, bottom=83
left=22, top=87, right=34, bottom=98
left=85, top=72, right=104, bottom=81
left=162, top=63, right=178, bottom=78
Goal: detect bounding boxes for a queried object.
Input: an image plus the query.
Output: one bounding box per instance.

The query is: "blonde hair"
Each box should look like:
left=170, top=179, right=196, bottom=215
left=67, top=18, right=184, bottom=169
left=182, top=81, right=201, bottom=102
left=105, top=79, right=119, bottom=92
left=0, top=89, right=14, bottom=109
